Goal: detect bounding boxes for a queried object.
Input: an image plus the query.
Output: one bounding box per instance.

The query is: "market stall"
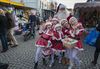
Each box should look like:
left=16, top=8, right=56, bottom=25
left=74, top=2, right=100, bottom=28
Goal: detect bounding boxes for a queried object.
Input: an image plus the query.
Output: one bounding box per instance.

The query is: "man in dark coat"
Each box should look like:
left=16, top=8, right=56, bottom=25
left=91, top=22, right=100, bottom=66
left=0, top=9, right=8, bottom=52
left=28, top=12, right=36, bottom=38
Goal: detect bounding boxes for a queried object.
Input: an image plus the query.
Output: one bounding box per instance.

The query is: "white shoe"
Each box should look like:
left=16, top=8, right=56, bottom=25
left=68, top=65, right=73, bottom=69
left=59, top=60, right=61, bottom=63
left=49, top=64, right=52, bottom=67
left=68, top=63, right=73, bottom=69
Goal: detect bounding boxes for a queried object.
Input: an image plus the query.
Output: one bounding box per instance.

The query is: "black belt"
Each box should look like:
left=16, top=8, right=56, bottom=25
left=56, top=40, right=62, bottom=43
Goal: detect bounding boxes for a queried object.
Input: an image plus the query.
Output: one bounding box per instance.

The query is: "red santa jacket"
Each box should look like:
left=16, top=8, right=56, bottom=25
left=36, top=29, right=52, bottom=47
left=51, top=30, right=65, bottom=50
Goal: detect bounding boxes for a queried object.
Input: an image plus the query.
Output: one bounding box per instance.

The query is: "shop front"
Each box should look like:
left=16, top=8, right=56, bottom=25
left=74, top=2, right=100, bottom=28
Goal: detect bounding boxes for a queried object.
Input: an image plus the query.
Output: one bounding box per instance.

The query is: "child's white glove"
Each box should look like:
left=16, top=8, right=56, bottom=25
left=47, top=41, right=52, bottom=47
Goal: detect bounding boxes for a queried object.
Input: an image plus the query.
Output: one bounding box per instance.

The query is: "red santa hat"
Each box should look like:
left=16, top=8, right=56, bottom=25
left=67, top=15, right=73, bottom=22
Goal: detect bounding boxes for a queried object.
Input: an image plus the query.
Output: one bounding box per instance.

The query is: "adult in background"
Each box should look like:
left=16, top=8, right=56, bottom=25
left=54, top=3, right=69, bottom=20
left=28, top=11, right=37, bottom=38
left=36, top=15, right=40, bottom=30
left=0, top=9, right=8, bottom=52
left=5, top=8, right=18, bottom=47
left=91, top=23, right=100, bottom=66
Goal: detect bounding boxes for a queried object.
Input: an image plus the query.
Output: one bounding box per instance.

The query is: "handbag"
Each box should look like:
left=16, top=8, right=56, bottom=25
left=84, top=28, right=100, bottom=46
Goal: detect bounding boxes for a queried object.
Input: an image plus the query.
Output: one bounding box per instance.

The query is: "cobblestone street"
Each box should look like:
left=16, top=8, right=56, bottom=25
left=0, top=35, right=100, bottom=69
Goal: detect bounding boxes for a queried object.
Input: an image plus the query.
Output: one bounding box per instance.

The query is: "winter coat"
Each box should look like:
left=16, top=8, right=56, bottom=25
left=5, top=12, right=15, bottom=29
left=0, top=14, right=7, bottom=34
left=95, top=23, right=100, bottom=48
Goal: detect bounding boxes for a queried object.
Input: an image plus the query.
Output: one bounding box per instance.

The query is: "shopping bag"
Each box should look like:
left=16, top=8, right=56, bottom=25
left=84, top=28, right=100, bottom=46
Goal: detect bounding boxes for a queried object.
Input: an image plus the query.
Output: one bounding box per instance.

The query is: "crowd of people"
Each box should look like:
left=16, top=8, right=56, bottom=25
left=34, top=4, right=84, bottom=69
left=0, top=8, right=19, bottom=53
left=0, top=7, right=40, bottom=53
left=0, top=3, right=100, bottom=69
left=33, top=4, right=100, bottom=69
left=0, top=7, right=39, bottom=68
left=0, top=7, right=20, bottom=69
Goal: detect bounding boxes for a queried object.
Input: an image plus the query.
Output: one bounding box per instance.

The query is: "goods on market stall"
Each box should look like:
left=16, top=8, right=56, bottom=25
left=63, top=37, right=78, bottom=48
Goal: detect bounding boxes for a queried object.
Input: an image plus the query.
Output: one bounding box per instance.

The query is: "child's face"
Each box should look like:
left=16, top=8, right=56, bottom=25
left=62, top=21, right=70, bottom=29
left=64, top=23, right=70, bottom=29
left=56, top=26, right=62, bottom=31
left=47, top=25, right=51, bottom=29
left=70, top=19, right=78, bottom=26
left=52, top=20, right=58, bottom=25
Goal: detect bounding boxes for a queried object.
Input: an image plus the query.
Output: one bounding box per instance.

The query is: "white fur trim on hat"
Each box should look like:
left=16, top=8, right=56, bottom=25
left=52, top=18, right=59, bottom=21
left=55, top=24, right=62, bottom=29
left=45, top=22, right=52, bottom=26
left=60, top=19, right=68, bottom=24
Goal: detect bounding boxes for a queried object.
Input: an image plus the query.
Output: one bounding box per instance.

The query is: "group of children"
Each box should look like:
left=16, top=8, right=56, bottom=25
left=34, top=16, right=84, bottom=69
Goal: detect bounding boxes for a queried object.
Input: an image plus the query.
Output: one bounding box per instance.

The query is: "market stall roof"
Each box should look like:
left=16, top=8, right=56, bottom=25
left=74, top=2, right=100, bottom=9
left=0, top=0, right=35, bottom=10
left=15, top=6, right=36, bottom=10
left=10, top=1, right=24, bottom=7
left=0, top=0, right=24, bottom=7
left=0, top=0, right=10, bottom=4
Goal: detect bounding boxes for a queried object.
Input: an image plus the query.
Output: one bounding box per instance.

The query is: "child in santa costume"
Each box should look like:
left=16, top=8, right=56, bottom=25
left=66, top=17, right=84, bottom=69
left=49, top=24, right=65, bottom=67
left=34, top=22, right=52, bottom=69
left=69, top=17, right=84, bottom=50
left=51, top=17, right=59, bottom=30
left=60, top=19, right=71, bottom=37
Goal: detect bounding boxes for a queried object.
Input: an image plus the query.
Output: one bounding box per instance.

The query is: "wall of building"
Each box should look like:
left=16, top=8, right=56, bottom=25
left=24, top=0, right=38, bottom=9
left=11, top=0, right=53, bottom=17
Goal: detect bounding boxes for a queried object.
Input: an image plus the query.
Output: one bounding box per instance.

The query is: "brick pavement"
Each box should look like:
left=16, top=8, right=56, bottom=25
left=0, top=35, right=100, bottom=69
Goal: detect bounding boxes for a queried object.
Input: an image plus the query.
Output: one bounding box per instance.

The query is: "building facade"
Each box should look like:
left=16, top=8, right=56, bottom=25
left=10, top=0, right=57, bottom=17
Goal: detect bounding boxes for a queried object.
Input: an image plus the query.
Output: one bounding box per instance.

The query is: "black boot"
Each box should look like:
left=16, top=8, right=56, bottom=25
left=1, top=49, right=8, bottom=53
left=91, top=49, right=100, bottom=66
left=34, top=62, right=38, bottom=69
left=43, top=58, right=46, bottom=66
left=0, top=63, right=9, bottom=69
left=91, top=61, right=97, bottom=66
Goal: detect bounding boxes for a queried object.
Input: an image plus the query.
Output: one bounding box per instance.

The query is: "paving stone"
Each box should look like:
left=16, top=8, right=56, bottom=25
left=0, top=35, right=100, bottom=69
